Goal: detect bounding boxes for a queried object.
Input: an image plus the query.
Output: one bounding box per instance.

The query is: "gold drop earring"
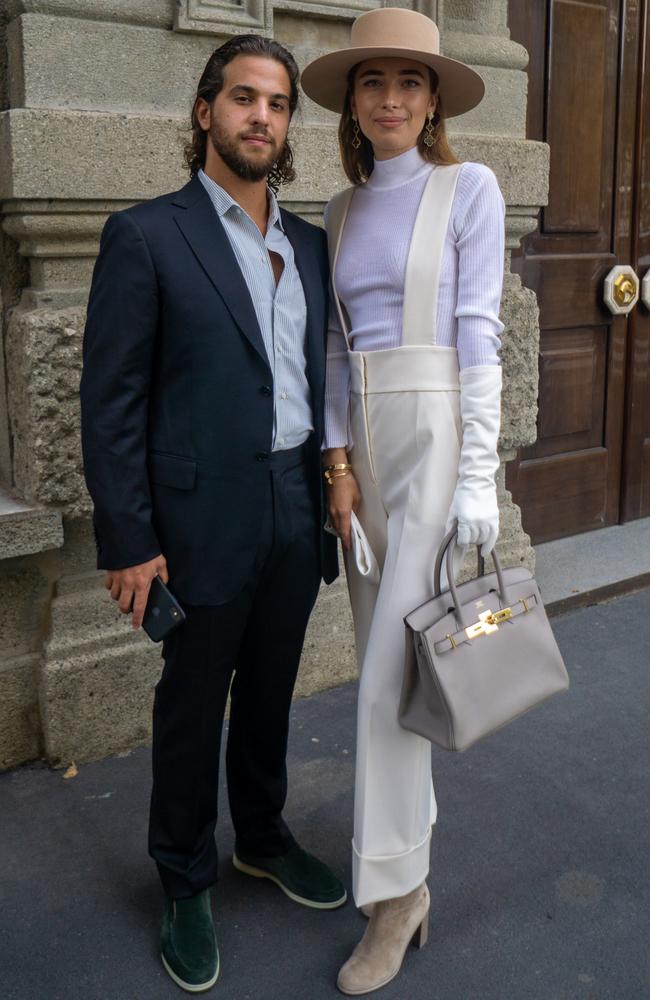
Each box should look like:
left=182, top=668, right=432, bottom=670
left=351, top=114, right=361, bottom=150
left=423, top=111, right=437, bottom=148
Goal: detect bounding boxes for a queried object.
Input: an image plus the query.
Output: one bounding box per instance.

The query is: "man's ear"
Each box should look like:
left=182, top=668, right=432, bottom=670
left=195, top=97, right=211, bottom=132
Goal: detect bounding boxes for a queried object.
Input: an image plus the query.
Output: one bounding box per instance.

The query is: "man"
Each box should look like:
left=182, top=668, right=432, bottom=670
left=80, top=35, right=342, bottom=993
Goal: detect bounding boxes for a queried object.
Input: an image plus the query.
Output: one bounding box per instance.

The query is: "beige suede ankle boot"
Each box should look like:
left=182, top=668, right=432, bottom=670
left=337, top=883, right=430, bottom=995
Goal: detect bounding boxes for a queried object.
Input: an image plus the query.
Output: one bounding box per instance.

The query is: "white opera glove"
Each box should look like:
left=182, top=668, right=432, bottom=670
left=445, top=365, right=502, bottom=558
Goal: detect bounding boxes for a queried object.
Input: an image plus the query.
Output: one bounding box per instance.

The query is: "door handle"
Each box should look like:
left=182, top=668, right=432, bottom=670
left=642, top=271, right=650, bottom=310
left=604, top=265, right=640, bottom=314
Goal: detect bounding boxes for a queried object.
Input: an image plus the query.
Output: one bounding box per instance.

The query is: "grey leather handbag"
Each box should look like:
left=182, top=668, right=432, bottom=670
left=399, top=528, right=569, bottom=752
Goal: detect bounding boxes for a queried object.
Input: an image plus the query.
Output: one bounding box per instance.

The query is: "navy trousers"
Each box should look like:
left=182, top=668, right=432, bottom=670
left=148, top=444, right=322, bottom=899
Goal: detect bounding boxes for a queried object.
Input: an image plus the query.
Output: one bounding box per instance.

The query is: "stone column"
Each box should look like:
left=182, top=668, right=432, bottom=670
left=441, top=0, right=548, bottom=573
left=0, top=2, right=189, bottom=767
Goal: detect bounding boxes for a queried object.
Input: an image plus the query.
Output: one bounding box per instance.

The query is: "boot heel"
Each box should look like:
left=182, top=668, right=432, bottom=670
left=412, top=914, right=429, bottom=949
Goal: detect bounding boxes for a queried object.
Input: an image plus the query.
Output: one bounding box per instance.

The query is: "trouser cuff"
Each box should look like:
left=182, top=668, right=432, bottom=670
left=352, top=826, right=432, bottom=908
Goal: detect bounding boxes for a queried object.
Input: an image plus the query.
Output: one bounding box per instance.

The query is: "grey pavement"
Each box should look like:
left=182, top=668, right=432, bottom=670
left=2, top=589, right=650, bottom=1000
left=535, top=517, right=650, bottom=606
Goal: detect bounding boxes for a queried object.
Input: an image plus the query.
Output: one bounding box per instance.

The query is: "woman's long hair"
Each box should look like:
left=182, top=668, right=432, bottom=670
left=184, top=35, right=299, bottom=192
left=339, top=66, right=459, bottom=185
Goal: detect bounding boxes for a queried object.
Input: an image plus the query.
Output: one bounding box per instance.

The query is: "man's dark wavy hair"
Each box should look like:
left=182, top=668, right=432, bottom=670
left=185, top=35, right=300, bottom=192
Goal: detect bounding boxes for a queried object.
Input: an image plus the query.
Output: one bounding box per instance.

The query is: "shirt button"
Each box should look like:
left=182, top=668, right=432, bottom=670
left=256, top=451, right=269, bottom=462
left=259, top=385, right=272, bottom=396
left=278, top=438, right=285, bottom=446
left=280, top=392, right=288, bottom=400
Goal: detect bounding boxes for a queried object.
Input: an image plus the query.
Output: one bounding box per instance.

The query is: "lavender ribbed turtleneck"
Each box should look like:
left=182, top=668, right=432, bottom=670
left=323, top=147, right=506, bottom=450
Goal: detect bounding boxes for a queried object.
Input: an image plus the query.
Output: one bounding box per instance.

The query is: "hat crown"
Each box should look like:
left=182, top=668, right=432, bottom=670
left=300, top=5, right=484, bottom=118
left=350, top=8, right=441, bottom=56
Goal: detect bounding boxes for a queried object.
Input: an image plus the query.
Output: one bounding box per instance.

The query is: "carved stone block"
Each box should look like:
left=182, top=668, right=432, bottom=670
left=499, top=271, right=540, bottom=454
left=5, top=306, right=89, bottom=514
left=174, top=0, right=381, bottom=38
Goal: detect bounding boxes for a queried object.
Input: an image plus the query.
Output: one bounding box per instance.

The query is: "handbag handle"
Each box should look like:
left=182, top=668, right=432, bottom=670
left=434, top=524, right=511, bottom=629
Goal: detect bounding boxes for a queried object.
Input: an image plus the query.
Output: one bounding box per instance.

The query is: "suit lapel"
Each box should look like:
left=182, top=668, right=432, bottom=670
left=172, top=178, right=270, bottom=370
left=281, top=210, right=325, bottom=422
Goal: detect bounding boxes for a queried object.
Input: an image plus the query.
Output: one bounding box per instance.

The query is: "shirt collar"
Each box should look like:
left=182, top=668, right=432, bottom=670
left=198, top=169, right=284, bottom=233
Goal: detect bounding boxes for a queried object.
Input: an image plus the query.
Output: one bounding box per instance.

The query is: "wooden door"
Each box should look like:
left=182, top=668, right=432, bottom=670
left=507, top=0, right=648, bottom=543
left=621, top=0, right=650, bottom=519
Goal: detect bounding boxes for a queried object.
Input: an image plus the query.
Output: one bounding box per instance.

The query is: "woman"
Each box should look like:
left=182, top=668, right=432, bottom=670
left=301, top=8, right=505, bottom=995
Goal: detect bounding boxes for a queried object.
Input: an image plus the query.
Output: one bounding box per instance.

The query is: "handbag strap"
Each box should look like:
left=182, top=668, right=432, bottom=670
left=433, top=525, right=461, bottom=595
left=434, top=525, right=511, bottom=628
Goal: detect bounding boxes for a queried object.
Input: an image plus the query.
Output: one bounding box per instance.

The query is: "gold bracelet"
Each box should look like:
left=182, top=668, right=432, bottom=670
left=324, top=463, right=352, bottom=473
left=324, top=469, right=350, bottom=485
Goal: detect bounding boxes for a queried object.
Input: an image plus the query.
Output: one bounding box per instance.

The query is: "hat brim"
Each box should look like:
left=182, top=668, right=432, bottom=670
left=301, top=47, right=485, bottom=118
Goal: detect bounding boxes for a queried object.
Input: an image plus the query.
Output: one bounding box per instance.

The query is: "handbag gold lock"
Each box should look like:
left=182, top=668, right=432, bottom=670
left=465, top=606, right=512, bottom=640
left=486, top=608, right=513, bottom=625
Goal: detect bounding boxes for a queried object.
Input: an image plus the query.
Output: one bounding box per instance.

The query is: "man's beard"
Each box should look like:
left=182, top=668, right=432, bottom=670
left=208, top=119, right=280, bottom=182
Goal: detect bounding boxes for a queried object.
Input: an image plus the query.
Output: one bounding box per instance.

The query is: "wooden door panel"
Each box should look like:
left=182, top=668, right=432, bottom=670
left=524, top=256, right=616, bottom=329
left=546, top=1, right=609, bottom=235
left=642, top=438, right=650, bottom=511
left=621, top=0, right=650, bottom=519
left=532, top=328, right=606, bottom=456
left=507, top=0, right=644, bottom=542
left=511, top=449, right=609, bottom=543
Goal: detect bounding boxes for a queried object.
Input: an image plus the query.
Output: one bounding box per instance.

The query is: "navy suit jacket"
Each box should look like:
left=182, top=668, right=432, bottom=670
left=80, top=175, right=338, bottom=604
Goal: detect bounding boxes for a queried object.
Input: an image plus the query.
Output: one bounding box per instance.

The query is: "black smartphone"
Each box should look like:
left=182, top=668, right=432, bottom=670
left=142, top=576, right=186, bottom=642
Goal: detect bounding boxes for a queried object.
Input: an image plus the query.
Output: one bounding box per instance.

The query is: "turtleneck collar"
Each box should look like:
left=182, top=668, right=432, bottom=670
left=365, top=145, right=431, bottom=191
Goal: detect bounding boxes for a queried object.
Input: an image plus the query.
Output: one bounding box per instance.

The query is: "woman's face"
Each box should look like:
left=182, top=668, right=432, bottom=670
left=351, top=57, right=437, bottom=160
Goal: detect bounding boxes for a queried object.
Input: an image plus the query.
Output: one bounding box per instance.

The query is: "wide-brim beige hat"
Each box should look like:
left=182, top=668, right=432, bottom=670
left=301, top=7, right=484, bottom=118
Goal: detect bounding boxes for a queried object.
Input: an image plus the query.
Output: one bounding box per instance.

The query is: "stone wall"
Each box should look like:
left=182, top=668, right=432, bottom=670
left=0, top=0, right=548, bottom=769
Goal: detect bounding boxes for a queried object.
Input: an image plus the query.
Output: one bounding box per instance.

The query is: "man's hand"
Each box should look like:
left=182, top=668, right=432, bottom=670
left=105, top=554, right=169, bottom=630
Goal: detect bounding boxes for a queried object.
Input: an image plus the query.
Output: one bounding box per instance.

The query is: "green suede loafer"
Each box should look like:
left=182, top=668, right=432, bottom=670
left=160, top=889, right=219, bottom=993
left=233, top=843, right=347, bottom=909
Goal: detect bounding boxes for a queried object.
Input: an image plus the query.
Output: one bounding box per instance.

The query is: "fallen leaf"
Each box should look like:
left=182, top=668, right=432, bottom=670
left=63, top=762, right=78, bottom=779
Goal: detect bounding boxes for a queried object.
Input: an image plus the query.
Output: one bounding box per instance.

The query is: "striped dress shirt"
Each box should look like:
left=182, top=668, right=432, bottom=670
left=198, top=169, right=313, bottom=451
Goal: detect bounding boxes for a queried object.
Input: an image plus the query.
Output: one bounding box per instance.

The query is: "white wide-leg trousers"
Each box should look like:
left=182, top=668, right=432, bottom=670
left=345, top=345, right=462, bottom=907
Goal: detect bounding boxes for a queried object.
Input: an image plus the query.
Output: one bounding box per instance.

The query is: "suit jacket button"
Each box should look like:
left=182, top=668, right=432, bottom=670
left=260, top=385, right=272, bottom=396
left=256, top=451, right=269, bottom=462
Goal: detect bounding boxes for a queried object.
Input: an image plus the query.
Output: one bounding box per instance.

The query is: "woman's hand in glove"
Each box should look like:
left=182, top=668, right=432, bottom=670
left=445, top=364, right=502, bottom=558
